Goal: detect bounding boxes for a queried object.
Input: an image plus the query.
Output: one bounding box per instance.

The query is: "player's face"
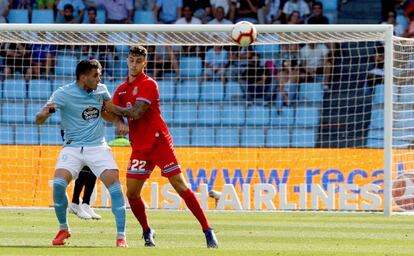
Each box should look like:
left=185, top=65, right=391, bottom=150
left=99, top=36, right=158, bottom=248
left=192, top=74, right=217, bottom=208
left=127, top=55, right=147, bottom=77
left=84, top=68, right=101, bottom=91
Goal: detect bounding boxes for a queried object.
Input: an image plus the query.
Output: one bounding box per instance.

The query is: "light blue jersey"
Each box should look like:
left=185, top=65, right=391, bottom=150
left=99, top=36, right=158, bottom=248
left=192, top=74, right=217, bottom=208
left=49, top=81, right=111, bottom=147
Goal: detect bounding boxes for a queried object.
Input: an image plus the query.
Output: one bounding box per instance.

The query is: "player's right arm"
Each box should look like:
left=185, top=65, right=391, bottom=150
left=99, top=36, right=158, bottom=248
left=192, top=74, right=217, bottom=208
left=35, top=102, right=57, bottom=125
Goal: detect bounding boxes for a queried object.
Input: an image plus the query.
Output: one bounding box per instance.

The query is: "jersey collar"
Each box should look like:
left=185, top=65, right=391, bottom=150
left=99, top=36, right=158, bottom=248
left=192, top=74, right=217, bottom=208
left=127, top=72, right=147, bottom=86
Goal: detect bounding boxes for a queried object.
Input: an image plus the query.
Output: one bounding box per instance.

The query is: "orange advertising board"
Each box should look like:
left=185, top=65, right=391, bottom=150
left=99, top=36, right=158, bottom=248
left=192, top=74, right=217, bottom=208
left=0, top=145, right=410, bottom=210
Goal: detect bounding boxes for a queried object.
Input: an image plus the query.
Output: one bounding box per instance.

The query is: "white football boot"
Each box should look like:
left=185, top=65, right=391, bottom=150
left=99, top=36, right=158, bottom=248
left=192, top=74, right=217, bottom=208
left=81, top=203, right=102, bottom=220
left=69, top=203, right=92, bottom=220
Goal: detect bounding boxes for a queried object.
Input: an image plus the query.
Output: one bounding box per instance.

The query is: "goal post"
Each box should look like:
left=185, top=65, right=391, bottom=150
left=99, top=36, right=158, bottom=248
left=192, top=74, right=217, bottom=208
left=0, top=24, right=399, bottom=214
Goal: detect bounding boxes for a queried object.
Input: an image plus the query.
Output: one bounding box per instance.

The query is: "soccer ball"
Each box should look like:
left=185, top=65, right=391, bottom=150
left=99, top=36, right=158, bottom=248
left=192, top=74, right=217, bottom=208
left=392, top=172, right=414, bottom=211
left=231, top=21, right=257, bottom=47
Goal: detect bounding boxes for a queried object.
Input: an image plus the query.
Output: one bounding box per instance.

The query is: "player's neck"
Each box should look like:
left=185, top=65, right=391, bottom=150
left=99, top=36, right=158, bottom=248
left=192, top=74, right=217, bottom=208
left=128, top=71, right=144, bottom=83
left=77, top=81, right=93, bottom=93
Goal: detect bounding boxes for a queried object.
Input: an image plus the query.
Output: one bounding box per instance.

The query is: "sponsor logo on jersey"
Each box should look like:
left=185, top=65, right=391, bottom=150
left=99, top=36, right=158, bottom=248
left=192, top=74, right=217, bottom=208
left=82, top=106, right=100, bottom=122
left=118, top=91, right=126, bottom=95
left=133, top=86, right=138, bottom=96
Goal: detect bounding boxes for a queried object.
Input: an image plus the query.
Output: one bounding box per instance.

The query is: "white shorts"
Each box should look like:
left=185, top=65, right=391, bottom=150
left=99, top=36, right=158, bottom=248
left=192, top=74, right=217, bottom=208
left=55, top=145, right=118, bottom=179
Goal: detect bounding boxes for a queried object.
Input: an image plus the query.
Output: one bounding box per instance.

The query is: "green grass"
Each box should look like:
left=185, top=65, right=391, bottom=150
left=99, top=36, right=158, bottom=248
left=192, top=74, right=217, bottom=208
left=1, top=209, right=414, bottom=255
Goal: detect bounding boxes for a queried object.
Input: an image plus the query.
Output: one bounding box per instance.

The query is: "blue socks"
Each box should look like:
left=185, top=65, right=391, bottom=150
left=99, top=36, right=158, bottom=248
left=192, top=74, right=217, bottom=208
left=108, top=182, right=126, bottom=238
left=53, top=177, right=69, bottom=231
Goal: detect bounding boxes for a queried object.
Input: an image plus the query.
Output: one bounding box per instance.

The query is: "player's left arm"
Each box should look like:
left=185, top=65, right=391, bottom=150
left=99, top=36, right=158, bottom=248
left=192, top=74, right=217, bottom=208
left=104, top=100, right=149, bottom=120
left=102, top=101, right=129, bottom=136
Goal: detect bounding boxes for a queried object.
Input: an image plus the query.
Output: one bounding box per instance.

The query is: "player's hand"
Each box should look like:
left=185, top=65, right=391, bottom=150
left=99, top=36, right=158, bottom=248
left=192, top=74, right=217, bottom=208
left=43, top=102, right=57, bottom=115
left=117, top=122, right=129, bottom=136
left=103, top=100, right=115, bottom=113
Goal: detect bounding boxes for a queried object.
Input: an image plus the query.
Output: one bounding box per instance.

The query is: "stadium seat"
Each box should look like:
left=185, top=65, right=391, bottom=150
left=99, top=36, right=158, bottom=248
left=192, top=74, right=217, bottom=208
left=398, top=85, right=414, bottom=104
left=158, top=79, right=176, bottom=101
left=291, top=128, right=316, bottom=147
left=160, top=103, right=174, bottom=125
left=270, top=107, right=295, bottom=126
left=175, top=80, right=200, bottom=101
left=40, top=125, right=62, bottom=145
left=180, top=57, right=203, bottom=78
left=15, top=125, right=39, bottom=144
left=134, top=10, right=156, bottom=24
left=246, top=105, right=270, bottom=126
left=265, top=128, right=290, bottom=147
left=28, top=79, right=52, bottom=99
left=221, top=104, right=245, bottom=126
left=393, top=130, right=414, bottom=149
left=169, top=127, right=190, bottom=146
left=295, top=106, right=320, bottom=127
left=191, top=128, right=215, bottom=146
left=55, top=55, right=78, bottom=77
left=26, top=102, right=44, bottom=124
left=1, top=102, right=25, bottom=123
left=298, top=82, right=323, bottom=104
left=200, top=81, right=224, bottom=102
left=31, top=10, right=54, bottom=23
left=0, top=125, right=14, bottom=144
left=395, top=110, right=414, bottom=129
left=174, top=104, right=197, bottom=126
left=367, top=128, right=383, bottom=140
left=320, top=0, right=338, bottom=12
left=369, top=109, right=384, bottom=129
left=7, top=9, right=29, bottom=23
left=113, top=59, right=128, bottom=78
left=215, top=128, right=239, bottom=147
left=224, top=80, right=243, bottom=100
left=241, top=128, right=265, bottom=147
left=254, top=44, right=280, bottom=58
left=3, top=79, right=27, bottom=99
left=373, top=84, right=384, bottom=105
left=366, top=138, right=383, bottom=148
left=197, top=104, right=221, bottom=126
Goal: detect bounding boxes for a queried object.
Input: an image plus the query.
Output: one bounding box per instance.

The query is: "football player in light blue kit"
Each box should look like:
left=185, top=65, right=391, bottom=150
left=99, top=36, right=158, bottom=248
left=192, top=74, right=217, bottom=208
left=35, top=59, right=129, bottom=247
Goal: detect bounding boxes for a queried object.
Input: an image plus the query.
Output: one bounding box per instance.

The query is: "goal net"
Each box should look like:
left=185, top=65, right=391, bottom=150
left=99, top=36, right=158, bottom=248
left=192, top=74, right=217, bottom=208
left=0, top=24, right=401, bottom=214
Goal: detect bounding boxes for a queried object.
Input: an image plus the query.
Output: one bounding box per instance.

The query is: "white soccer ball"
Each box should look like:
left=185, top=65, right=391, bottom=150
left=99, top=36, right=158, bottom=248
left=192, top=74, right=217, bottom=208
left=231, top=21, right=257, bottom=47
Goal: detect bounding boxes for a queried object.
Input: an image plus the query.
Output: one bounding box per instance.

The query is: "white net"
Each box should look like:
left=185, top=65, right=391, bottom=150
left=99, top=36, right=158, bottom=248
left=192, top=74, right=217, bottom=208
left=0, top=24, right=398, bottom=212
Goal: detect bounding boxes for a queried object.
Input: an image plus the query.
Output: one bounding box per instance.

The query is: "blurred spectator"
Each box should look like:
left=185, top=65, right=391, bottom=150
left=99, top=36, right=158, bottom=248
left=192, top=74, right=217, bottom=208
left=208, top=5, right=232, bottom=24
left=184, top=0, right=212, bottom=23
left=210, top=0, right=231, bottom=17
left=56, top=0, right=85, bottom=23
left=31, top=43, right=56, bottom=79
left=204, top=45, right=229, bottom=82
left=404, top=11, right=414, bottom=38
left=0, top=0, right=9, bottom=23
left=3, top=43, right=32, bottom=80
left=229, top=45, right=254, bottom=79
left=282, top=0, right=310, bottom=23
left=367, top=47, right=384, bottom=89
left=36, top=0, right=54, bottom=9
left=84, top=6, right=99, bottom=23
left=85, top=0, right=133, bottom=23
left=241, top=55, right=273, bottom=103
left=281, top=43, right=301, bottom=62
left=233, top=0, right=265, bottom=24
left=286, top=10, right=301, bottom=24
left=276, top=59, right=300, bottom=107
left=306, top=1, right=329, bottom=24
left=11, top=0, right=35, bottom=10
left=264, top=0, right=281, bottom=24
left=175, top=5, right=202, bottom=24
left=382, top=10, right=404, bottom=36
left=153, top=45, right=180, bottom=80
left=300, top=43, right=329, bottom=82
left=59, top=4, right=80, bottom=23
left=135, top=0, right=156, bottom=10
left=154, top=0, right=182, bottom=24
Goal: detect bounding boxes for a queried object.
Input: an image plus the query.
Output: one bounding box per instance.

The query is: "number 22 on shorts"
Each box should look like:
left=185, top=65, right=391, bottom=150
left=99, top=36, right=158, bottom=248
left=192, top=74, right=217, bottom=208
left=130, top=159, right=147, bottom=170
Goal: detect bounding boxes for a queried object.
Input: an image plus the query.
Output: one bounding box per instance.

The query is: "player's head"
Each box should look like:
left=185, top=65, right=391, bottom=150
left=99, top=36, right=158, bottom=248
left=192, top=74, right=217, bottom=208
left=127, top=45, right=147, bottom=78
left=76, top=59, right=102, bottom=92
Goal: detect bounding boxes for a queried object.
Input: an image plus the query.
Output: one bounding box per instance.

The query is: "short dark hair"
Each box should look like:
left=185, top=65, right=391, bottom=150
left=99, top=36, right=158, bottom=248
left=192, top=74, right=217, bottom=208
left=76, top=59, right=102, bottom=80
left=129, top=45, right=147, bottom=58
left=88, top=7, right=97, bottom=15
left=313, top=1, right=323, bottom=9
left=63, top=3, right=74, bottom=11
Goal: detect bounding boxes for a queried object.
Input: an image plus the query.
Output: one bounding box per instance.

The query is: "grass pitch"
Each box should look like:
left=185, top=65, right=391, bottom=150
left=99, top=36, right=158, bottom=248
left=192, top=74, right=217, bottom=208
left=1, top=209, right=414, bottom=255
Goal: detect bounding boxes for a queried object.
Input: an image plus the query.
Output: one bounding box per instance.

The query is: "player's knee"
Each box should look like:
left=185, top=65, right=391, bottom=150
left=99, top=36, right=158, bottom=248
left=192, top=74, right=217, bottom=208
left=126, top=189, right=139, bottom=200
left=169, top=174, right=189, bottom=194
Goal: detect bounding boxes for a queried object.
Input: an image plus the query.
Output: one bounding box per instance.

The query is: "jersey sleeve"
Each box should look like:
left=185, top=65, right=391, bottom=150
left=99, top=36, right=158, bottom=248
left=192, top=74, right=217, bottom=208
left=48, top=88, right=64, bottom=109
left=101, top=84, right=111, bottom=101
left=136, top=80, right=158, bottom=105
